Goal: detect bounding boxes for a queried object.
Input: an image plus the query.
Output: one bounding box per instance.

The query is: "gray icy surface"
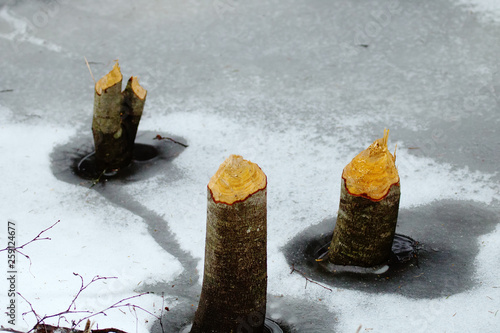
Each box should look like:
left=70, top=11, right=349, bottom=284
left=2, top=0, right=500, bottom=332
left=1, top=0, right=500, bottom=178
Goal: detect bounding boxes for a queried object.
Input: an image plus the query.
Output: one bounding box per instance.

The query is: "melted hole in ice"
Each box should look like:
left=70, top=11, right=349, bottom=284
left=264, top=318, right=284, bottom=333
left=314, top=234, right=420, bottom=275
left=148, top=290, right=337, bottom=333
left=50, top=130, right=188, bottom=184
left=133, top=143, right=159, bottom=162
left=179, top=319, right=283, bottom=333
left=75, top=143, right=160, bottom=179
left=283, top=201, right=499, bottom=299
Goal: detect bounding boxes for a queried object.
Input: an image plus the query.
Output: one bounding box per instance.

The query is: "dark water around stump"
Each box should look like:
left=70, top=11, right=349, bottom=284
left=51, top=132, right=500, bottom=331
left=51, top=132, right=298, bottom=332
left=51, top=131, right=188, bottom=185
left=283, top=201, right=499, bottom=299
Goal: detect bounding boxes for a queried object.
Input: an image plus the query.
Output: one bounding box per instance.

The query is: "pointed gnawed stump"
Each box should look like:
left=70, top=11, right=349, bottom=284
left=92, top=62, right=147, bottom=172
left=328, top=129, right=400, bottom=267
left=191, top=155, right=267, bottom=333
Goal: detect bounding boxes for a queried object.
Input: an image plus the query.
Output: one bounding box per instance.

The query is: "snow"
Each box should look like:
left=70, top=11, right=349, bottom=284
left=457, top=0, right=500, bottom=22
left=1, top=0, right=500, bottom=332
left=0, top=119, right=182, bottom=330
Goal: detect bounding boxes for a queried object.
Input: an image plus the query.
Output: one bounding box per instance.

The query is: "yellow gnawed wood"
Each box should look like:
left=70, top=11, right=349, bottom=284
left=342, top=129, right=399, bottom=201
left=208, top=154, right=267, bottom=205
left=92, top=62, right=147, bottom=172
left=130, top=76, right=147, bottom=100
left=95, top=61, right=122, bottom=96
left=192, top=154, right=267, bottom=333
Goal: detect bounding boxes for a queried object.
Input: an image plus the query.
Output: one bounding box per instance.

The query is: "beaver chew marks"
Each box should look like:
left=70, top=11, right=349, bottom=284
left=343, top=128, right=399, bottom=201
left=208, top=154, right=267, bottom=205
left=95, top=62, right=122, bottom=96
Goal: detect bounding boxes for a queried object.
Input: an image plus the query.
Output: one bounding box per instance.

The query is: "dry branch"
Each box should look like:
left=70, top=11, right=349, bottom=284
left=153, top=134, right=188, bottom=147
left=289, top=264, right=332, bottom=292
left=0, top=220, right=60, bottom=269
left=33, top=323, right=128, bottom=333
left=18, top=273, right=162, bottom=333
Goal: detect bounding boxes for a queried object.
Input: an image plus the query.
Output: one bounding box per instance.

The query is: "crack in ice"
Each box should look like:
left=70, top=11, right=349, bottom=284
left=0, top=6, right=62, bottom=52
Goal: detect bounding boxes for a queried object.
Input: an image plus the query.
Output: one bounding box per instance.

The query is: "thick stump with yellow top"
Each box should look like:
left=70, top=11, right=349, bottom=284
left=191, top=155, right=267, bottom=333
left=328, top=129, right=401, bottom=267
left=92, top=62, right=147, bottom=172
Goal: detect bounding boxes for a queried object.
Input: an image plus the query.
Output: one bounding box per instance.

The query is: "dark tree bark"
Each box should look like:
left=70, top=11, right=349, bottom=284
left=191, top=155, right=267, bottom=333
left=121, top=76, right=146, bottom=146
left=92, top=63, right=147, bottom=172
left=328, top=179, right=400, bottom=266
left=327, top=129, right=401, bottom=267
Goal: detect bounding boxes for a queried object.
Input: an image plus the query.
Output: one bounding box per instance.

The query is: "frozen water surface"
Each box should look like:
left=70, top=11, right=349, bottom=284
left=1, top=0, right=500, bottom=332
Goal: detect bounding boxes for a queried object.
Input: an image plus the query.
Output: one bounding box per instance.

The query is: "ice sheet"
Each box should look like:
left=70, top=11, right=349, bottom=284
left=1, top=0, right=500, bottom=332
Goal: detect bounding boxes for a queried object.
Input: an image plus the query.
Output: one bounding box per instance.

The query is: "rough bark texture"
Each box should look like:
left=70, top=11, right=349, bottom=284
left=92, top=76, right=146, bottom=172
left=328, top=178, right=401, bottom=267
left=92, top=74, right=126, bottom=171
left=191, top=188, right=267, bottom=333
left=121, top=77, right=146, bottom=146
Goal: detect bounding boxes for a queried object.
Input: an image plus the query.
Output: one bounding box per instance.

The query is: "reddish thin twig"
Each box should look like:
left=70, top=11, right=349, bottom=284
left=20, top=273, right=117, bottom=332
left=18, top=272, right=165, bottom=333
left=33, top=323, right=129, bottom=333
left=18, top=292, right=43, bottom=324
left=0, top=220, right=61, bottom=269
left=158, top=292, right=166, bottom=332
left=3, top=222, right=166, bottom=333
left=73, top=292, right=157, bottom=328
left=18, top=291, right=92, bottom=333
left=68, top=273, right=118, bottom=321
left=153, top=134, right=188, bottom=147
left=290, top=264, right=333, bottom=292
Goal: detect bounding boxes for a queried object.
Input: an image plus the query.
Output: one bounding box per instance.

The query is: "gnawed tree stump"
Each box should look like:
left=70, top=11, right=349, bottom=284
left=328, top=129, right=401, bottom=267
left=191, top=154, right=268, bottom=333
left=92, top=62, right=147, bottom=172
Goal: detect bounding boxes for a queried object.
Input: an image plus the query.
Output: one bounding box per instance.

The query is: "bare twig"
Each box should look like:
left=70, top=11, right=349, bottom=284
left=64, top=273, right=118, bottom=324
left=18, top=292, right=43, bottom=324
left=0, top=220, right=60, bottom=269
left=19, top=291, right=92, bottom=333
left=19, top=272, right=165, bottom=333
left=73, top=292, right=157, bottom=328
left=33, top=323, right=129, bottom=333
left=0, top=89, right=14, bottom=93
left=21, top=273, right=117, bottom=331
left=153, top=134, right=189, bottom=147
left=90, top=168, right=107, bottom=188
left=290, top=264, right=333, bottom=292
left=2, top=222, right=165, bottom=333
left=84, top=56, right=96, bottom=84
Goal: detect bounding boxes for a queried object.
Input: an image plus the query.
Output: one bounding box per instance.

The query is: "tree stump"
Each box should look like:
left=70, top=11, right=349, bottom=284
left=328, top=129, right=400, bottom=267
left=191, top=154, right=268, bottom=333
left=92, top=62, right=147, bottom=172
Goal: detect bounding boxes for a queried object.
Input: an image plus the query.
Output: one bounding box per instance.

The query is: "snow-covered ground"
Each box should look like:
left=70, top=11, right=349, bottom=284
left=1, top=0, right=499, bottom=332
